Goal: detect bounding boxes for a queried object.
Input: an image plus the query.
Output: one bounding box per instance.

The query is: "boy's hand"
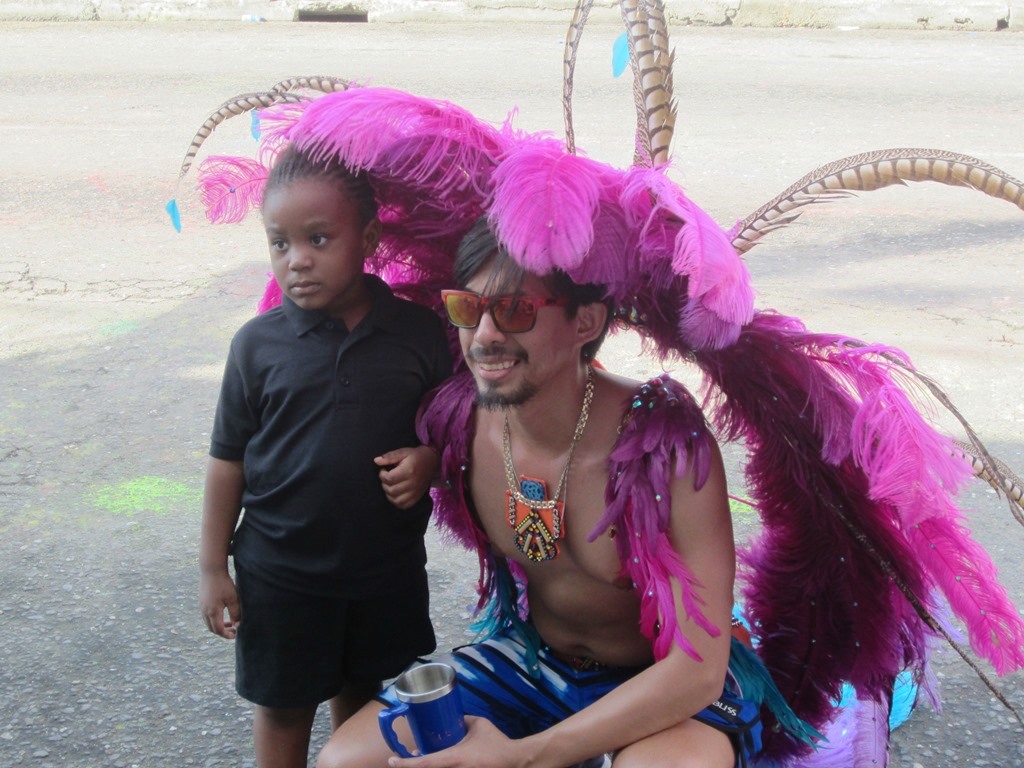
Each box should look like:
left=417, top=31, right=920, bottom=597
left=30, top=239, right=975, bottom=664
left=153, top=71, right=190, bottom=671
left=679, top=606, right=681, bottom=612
left=199, top=570, right=241, bottom=639
left=375, top=446, right=441, bottom=510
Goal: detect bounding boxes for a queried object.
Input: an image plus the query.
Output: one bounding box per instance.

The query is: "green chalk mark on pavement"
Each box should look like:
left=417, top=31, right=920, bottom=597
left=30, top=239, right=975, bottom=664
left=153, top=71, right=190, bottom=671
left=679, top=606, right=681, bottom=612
left=91, top=476, right=201, bottom=516
left=99, top=320, right=141, bottom=337
left=729, top=498, right=757, bottom=522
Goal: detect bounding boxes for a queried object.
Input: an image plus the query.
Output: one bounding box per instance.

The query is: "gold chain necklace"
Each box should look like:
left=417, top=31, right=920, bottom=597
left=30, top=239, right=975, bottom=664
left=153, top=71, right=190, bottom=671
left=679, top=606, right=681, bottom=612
left=503, top=366, right=595, bottom=561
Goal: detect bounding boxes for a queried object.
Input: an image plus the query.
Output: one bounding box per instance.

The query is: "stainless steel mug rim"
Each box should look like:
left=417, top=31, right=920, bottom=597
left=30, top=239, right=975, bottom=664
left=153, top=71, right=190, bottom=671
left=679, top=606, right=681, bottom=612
left=394, top=662, right=457, bottom=704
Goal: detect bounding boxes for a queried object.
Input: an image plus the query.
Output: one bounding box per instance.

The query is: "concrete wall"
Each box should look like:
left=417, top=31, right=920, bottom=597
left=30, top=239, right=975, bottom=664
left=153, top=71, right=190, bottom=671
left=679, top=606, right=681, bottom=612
left=1, top=0, right=1020, bottom=29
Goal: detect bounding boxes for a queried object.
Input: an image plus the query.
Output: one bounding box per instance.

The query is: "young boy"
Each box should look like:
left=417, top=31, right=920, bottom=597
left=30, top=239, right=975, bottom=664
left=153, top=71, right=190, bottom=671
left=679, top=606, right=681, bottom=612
left=198, top=145, right=452, bottom=767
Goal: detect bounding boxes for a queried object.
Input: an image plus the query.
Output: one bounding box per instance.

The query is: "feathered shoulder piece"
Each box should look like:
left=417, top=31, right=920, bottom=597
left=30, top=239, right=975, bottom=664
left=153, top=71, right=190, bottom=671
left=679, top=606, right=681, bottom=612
left=593, top=374, right=721, bottom=662
left=417, top=371, right=481, bottom=554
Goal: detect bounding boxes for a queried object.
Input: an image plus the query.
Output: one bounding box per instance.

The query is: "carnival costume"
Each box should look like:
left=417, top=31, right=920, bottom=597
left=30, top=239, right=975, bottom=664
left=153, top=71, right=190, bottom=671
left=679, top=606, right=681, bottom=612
left=172, top=3, right=1024, bottom=764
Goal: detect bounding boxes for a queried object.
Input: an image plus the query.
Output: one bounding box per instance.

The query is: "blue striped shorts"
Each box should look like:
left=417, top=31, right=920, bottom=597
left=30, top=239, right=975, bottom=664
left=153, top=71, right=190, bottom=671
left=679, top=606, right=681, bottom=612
left=378, top=629, right=758, bottom=765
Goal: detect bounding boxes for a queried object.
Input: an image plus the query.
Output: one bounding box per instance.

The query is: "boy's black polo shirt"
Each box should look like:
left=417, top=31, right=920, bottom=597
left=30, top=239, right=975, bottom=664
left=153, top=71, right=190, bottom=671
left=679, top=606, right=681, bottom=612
left=210, top=276, right=452, bottom=598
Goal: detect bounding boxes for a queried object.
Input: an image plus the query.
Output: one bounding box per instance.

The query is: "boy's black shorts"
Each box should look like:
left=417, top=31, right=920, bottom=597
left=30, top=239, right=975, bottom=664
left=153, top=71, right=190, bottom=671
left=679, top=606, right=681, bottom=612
left=233, top=563, right=436, bottom=709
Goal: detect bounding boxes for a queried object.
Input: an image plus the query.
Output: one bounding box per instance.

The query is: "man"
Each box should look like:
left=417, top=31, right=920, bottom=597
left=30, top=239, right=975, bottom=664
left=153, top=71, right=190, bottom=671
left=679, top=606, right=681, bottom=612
left=316, top=217, right=744, bottom=768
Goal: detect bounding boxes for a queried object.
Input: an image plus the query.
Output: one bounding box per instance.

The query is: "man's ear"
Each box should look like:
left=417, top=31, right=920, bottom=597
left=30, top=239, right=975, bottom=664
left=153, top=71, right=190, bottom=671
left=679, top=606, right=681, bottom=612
left=575, top=301, right=608, bottom=349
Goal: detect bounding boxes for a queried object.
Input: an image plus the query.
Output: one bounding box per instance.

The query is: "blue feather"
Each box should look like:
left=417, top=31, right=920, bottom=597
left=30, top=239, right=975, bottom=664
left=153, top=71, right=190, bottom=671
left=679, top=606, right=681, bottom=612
left=165, top=199, right=181, bottom=232
left=889, top=670, right=918, bottom=730
left=469, top=560, right=542, bottom=677
left=250, top=110, right=261, bottom=140
left=612, top=33, right=629, bottom=78
left=729, top=638, right=822, bottom=746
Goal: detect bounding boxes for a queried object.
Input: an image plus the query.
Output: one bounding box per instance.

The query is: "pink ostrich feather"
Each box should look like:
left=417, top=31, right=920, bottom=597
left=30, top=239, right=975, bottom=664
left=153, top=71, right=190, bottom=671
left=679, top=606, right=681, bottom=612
left=196, top=156, right=268, bottom=224
left=288, top=87, right=512, bottom=201
left=257, top=278, right=282, bottom=314
left=417, top=372, right=486, bottom=553
left=693, top=309, right=1024, bottom=758
left=489, top=141, right=613, bottom=274
left=908, top=516, right=1024, bottom=674
left=619, top=167, right=754, bottom=351
left=694, top=313, right=941, bottom=757
left=826, top=344, right=1024, bottom=674
left=255, top=100, right=310, bottom=149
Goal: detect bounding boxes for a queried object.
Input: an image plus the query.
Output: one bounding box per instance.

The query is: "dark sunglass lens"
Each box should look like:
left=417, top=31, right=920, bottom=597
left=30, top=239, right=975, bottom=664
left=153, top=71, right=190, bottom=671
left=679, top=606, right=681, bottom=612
left=494, top=298, right=536, bottom=332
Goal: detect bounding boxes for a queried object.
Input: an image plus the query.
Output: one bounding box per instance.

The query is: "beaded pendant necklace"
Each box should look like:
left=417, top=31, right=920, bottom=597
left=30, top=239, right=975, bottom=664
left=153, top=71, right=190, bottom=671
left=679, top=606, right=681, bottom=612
left=503, top=367, right=595, bottom=562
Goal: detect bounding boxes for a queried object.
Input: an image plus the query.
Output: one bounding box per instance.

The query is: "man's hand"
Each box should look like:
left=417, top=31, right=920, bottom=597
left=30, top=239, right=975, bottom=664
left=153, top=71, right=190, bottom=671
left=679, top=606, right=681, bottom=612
left=387, top=717, right=524, bottom=768
left=199, top=570, right=241, bottom=639
left=376, top=446, right=440, bottom=510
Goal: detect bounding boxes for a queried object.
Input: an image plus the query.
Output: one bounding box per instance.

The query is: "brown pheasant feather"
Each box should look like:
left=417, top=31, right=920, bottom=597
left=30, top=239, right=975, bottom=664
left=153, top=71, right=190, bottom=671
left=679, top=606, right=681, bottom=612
left=618, top=0, right=676, bottom=168
left=269, top=76, right=353, bottom=95
left=954, top=439, right=1024, bottom=518
left=178, top=92, right=306, bottom=178
left=732, top=148, right=1024, bottom=253
left=178, top=78, right=355, bottom=179
left=562, top=0, right=594, bottom=156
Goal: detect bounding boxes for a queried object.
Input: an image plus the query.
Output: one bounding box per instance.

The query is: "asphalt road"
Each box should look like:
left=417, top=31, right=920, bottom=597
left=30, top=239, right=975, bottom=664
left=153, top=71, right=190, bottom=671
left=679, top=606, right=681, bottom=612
left=0, top=20, right=1022, bottom=768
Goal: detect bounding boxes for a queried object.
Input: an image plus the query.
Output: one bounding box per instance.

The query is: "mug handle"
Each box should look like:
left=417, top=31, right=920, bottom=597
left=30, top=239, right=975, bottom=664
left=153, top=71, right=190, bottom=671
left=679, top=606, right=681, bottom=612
left=378, top=703, right=414, bottom=759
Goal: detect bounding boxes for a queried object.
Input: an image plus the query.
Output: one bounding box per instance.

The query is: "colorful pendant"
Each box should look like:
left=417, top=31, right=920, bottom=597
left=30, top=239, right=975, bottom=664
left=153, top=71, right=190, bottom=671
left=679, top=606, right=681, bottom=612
left=507, top=476, right=565, bottom=562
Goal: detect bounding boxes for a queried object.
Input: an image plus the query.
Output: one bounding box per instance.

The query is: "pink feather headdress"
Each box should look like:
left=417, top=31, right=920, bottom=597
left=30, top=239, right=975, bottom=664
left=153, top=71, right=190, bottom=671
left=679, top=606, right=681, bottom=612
left=195, top=87, right=757, bottom=351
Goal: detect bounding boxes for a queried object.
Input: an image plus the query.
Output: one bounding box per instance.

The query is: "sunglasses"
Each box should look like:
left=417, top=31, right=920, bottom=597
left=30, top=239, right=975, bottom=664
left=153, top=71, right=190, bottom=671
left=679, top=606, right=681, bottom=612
left=441, top=290, right=570, bottom=334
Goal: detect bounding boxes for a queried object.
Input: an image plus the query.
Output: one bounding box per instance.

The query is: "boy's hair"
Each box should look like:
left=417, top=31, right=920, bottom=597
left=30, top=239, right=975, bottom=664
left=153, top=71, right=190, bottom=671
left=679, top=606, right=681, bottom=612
left=455, top=217, right=613, bottom=362
left=264, top=145, right=379, bottom=227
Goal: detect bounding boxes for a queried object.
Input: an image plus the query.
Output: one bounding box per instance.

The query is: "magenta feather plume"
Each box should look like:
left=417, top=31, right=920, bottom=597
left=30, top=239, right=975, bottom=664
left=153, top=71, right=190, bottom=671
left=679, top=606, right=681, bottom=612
left=257, top=277, right=281, bottom=314
left=619, top=167, right=754, bottom=351
left=692, top=309, right=1024, bottom=759
left=196, top=156, right=268, bottom=224
left=629, top=531, right=718, bottom=661
left=254, top=100, right=309, bottom=149
left=278, top=87, right=512, bottom=247
left=907, top=516, right=1024, bottom=674
left=695, top=313, right=937, bottom=759
left=489, top=141, right=612, bottom=274
left=833, top=345, right=1024, bottom=673
left=289, top=87, right=511, bottom=202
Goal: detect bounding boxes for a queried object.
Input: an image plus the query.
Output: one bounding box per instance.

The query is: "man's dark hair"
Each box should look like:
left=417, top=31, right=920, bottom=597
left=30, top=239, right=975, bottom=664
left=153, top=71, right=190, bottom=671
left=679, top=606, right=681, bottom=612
left=264, top=145, right=379, bottom=227
left=454, top=217, right=613, bottom=362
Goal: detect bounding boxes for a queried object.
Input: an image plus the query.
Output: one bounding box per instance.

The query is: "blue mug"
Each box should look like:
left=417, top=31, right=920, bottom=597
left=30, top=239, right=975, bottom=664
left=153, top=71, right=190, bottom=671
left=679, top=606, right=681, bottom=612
left=378, top=662, right=467, bottom=757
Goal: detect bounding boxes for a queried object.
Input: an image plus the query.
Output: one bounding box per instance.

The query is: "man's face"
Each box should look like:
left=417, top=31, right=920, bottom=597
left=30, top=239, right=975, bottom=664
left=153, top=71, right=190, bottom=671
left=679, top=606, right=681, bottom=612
left=458, top=269, right=577, bottom=410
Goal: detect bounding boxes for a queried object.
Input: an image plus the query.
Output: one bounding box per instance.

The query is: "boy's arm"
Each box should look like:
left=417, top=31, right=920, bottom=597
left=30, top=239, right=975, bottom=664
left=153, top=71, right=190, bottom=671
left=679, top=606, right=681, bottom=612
left=374, top=445, right=441, bottom=510
left=199, top=456, right=245, bottom=639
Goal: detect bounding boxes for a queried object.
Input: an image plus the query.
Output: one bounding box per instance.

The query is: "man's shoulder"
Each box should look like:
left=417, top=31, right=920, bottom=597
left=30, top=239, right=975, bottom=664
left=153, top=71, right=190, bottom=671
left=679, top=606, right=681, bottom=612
left=599, top=371, right=699, bottom=413
left=613, top=372, right=706, bottom=434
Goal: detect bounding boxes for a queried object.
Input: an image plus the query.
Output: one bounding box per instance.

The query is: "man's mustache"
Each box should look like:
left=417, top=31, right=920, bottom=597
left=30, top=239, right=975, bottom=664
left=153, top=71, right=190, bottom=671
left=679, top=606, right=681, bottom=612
left=466, top=347, right=528, bottom=363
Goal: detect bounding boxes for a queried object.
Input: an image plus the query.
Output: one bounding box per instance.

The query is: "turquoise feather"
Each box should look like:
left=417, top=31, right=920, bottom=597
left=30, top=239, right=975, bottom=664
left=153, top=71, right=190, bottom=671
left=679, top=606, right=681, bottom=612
left=165, top=199, right=181, bottom=232
left=612, top=32, right=629, bottom=78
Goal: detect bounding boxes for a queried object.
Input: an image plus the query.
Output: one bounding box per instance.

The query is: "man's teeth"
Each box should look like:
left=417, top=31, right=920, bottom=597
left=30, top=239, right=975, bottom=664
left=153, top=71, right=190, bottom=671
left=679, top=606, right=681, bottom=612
left=479, top=361, right=517, bottom=371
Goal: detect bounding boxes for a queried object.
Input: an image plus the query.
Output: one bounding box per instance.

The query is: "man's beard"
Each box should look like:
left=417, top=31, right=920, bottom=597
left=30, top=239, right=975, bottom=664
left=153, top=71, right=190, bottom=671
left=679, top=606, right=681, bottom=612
left=474, top=379, right=539, bottom=410
left=467, top=346, right=536, bottom=409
